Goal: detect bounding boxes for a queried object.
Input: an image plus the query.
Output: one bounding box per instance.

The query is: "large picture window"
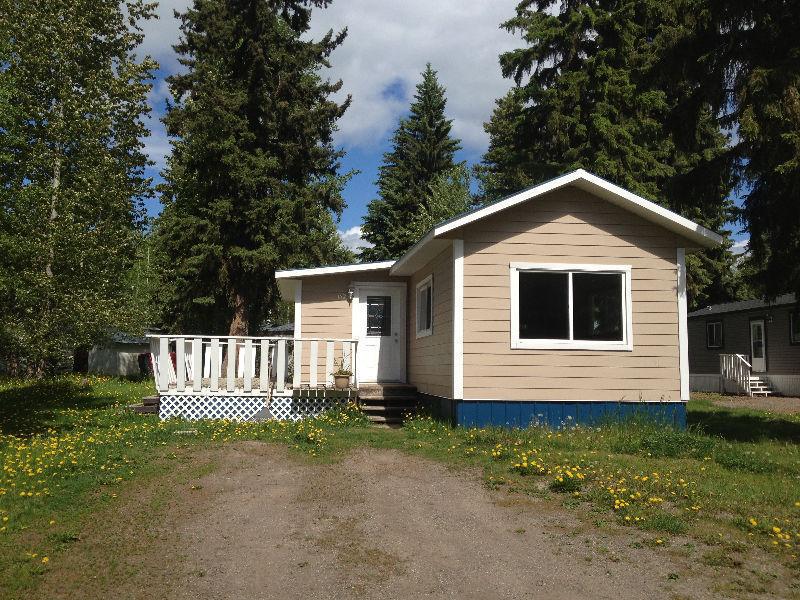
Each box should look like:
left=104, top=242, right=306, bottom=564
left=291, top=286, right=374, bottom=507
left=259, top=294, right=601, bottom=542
left=416, top=274, right=433, bottom=338
left=510, top=263, right=632, bottom=350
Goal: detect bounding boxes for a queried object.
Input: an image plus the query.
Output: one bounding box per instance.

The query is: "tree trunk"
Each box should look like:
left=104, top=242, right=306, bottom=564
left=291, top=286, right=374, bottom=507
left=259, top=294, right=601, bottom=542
left=228, top=290, right=249, bottom=336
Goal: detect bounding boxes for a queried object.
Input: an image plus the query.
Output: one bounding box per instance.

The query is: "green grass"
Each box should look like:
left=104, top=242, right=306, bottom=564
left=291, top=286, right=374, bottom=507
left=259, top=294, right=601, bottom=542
left=1, top=378, right=798, bottom=598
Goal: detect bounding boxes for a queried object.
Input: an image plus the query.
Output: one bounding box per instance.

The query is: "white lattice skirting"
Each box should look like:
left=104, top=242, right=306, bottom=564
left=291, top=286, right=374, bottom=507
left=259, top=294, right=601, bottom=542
left=158, top=395, right=343, bottom=422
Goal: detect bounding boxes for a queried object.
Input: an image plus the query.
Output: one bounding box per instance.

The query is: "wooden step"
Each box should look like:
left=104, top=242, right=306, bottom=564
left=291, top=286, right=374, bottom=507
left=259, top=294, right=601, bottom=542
left=367, top=414, right=404, bottom=424
left=142, top=395, right=160, bottom=406
left=128, top=403, right=159, bottom=414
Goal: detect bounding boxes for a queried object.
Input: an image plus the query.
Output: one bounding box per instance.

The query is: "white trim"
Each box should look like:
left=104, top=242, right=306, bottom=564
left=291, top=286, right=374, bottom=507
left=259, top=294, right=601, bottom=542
left=453, top=239, right=464, bottom=399
left=434, top=169, right=722, bottom=247
left=351, top=280, right=407, bottom=288
left=293, top=280, right=302, bottom=339
left=509, top=262, right=633, bottom=351
left=706, top=320, right=723, bottom=349
left=415, top=274, right=434, bottom=338
left=276, top=261, right=394, bottom=279
left=790, top=312, right=800, bottom=345
left=389, top=230, right=436, bottom=276
left=677, top=248, right=689, bottom=401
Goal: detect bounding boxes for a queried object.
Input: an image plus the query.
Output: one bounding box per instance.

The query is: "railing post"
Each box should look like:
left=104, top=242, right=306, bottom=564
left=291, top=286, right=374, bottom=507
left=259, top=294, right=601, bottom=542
left=226, top=338, right=236, bottom=392
left=243, top=339, right=253, bottom=392
left=293, top=340, right=302, bottom=389
left=310, top=340, right=318, bottom=387
left=176, top=337, right=186, bottom=392
left=325, top=341, right=334, bottom=387
left=352, top=340, right=358, bottom=388
left=259, top=339, right=269, bottom=393
left=276, top=339, right=286, bottom=392
left=210, top=338, right=220, bottom=392
left=158, top=336, right=170, bottom=392
left=192, top=338, right=202, bottom=392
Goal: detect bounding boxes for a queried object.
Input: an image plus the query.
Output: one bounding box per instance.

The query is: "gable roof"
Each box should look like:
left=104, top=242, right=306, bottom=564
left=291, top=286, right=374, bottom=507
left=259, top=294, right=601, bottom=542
left=688, top=293, right=796, bottom=318
left=275, top=170, right=724, bottom=290
left=390, top=169, right=723, bottom=276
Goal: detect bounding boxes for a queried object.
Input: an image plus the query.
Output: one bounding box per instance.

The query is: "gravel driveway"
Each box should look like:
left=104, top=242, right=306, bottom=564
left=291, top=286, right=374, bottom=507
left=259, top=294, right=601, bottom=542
left=36, top=442, right=794, bottom=600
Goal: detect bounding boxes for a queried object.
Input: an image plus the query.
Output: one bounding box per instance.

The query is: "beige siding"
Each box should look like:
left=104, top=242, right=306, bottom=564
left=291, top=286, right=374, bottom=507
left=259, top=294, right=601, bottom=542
left=688, top=305, right=800, bottom=375
left=298, top=271, right=406, bottom=383
left=407, top=245, right=454, bottom=398
left=460, top=186, right=684, bottom=402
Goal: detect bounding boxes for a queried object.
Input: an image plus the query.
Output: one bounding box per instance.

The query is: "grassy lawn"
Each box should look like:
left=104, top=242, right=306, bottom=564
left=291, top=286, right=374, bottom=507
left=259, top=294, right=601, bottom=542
left=1, top=378, right=798, bottom=598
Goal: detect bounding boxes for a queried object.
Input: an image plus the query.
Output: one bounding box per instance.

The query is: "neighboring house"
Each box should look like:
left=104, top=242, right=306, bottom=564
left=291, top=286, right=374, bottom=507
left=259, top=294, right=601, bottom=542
left=89, top=332, right=150, bottom=377
left=688, top=294, right=800, bottom=397
left=270, top=169, right=721, bottom=427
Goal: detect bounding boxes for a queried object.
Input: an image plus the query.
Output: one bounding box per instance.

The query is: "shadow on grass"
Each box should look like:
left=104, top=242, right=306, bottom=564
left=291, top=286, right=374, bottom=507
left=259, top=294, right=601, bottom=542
left=688, top=405, right=800, bottom=443
left=0, top=377, right=135, bottom=437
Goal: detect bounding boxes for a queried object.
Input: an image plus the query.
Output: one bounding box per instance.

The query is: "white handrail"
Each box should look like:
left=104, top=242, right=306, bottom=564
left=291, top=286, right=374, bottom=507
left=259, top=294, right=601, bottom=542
left=147, top=334, right=357, bottom=396
left=719, top=353, right=752, bottom=396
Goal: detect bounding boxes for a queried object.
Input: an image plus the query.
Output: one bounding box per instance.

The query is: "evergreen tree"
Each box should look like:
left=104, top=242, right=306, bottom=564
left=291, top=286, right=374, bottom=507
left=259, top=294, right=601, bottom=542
left=0, top=0, right=155, bottom=374
left=672, top=0, right=800, bottom=300
left=484, top=0, right=739, bottom=308
left=155, top=0, right=353, bottom=336
left=361, top=64, right=461, bottom=260
left=408, top=164, right=475, bottom=242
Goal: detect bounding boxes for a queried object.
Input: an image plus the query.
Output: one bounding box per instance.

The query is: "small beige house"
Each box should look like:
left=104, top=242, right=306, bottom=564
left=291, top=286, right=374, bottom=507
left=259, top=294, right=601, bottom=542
left=274, top=169, right=722, bottom=427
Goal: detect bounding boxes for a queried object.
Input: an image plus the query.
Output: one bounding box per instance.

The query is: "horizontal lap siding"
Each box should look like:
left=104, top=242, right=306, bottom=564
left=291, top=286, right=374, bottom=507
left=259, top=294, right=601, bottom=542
left=408, top=246, right=453, bottom=398
left=461, top=186, right=682, bottom=402
left=300, top=271, right=406, bottom=384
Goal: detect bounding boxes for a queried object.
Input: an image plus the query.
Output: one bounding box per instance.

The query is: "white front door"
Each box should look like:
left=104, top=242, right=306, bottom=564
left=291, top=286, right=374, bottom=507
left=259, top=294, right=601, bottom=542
left=750, top=319, right=766, bottom=373
left=353, top=283, right=406, bottom=383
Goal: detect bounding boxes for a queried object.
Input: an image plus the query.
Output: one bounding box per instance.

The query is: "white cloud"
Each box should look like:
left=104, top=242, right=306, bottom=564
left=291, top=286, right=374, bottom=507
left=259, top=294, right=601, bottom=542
left=307, top=1, right=520, bottom=151
left=137, top=1, right=522, bottom=173
left=731, top=237, right=749, bottom=255
left=338, top=226, right=371, bottom=252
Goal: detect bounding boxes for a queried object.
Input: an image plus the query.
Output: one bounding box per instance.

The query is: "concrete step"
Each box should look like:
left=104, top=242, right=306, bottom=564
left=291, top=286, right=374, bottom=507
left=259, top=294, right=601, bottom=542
left=358, top=383, right=417, bottom=394
left=128, top=403, right=158, bottom=414
left=360, top=404, right=417, bottom=414
left=142, top=395, right=160, bottom=406
left=367, top=414, right=404, bottom=424
left=359, top=396, right=419, bottom=405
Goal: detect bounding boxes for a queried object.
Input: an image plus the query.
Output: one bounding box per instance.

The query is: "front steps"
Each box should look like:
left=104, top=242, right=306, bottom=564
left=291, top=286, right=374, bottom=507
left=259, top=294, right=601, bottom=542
left=749, top=376, right=775, bottom=397
left=358, top=384, right=419, bottom=426
left=128, top=395, right=160, bottom=414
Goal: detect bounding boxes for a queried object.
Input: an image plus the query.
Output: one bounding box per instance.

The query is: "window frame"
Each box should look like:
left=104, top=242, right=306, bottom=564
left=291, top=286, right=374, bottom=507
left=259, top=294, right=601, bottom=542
left=509, top=262, right=633, bottom=351
left=790, top=311, right=800, bottom=346
left=706, top=320, right=723, bottom=349
left=415, top=274, right=433, bottom=338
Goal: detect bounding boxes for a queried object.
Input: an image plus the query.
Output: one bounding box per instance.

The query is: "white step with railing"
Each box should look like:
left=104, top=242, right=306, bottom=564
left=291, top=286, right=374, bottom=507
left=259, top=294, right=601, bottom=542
left=719, top=354, right=776, bottom=397
left=146, top=334, right=358, bottom=397
left=748, top=375, right=774, bottom=397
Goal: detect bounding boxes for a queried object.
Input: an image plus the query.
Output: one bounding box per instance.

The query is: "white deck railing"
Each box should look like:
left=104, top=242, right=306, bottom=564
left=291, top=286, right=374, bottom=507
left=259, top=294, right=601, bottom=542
left=719, top=353, right=751, bottom=396
left=146, top=334, right=358, bottom=396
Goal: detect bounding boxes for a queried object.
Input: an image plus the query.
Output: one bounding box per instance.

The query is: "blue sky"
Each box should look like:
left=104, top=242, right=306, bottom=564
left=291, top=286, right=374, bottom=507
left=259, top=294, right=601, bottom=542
left=139, top=0, right=747, bottom=253
left=140, top=1, right=520, bottom=250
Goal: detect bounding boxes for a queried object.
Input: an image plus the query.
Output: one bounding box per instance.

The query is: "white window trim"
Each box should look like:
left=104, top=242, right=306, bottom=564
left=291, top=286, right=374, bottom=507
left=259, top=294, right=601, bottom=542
left=509, top=262, right=633, bottom=351
left=790, top=312, right=800, bottom=345
left=706, top=321, right=723, bottom=349
left=415, top=274, right=434, bottom=338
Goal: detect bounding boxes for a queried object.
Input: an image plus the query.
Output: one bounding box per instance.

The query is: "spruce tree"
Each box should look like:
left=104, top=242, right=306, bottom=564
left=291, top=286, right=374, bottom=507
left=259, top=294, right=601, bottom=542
left=0, top=0, right=155, bottom=373
left=361, top=64, right=461, bottom=260
left=484, top=0, right=739, bottom=308
left=155, top=0, right=353, bottom=336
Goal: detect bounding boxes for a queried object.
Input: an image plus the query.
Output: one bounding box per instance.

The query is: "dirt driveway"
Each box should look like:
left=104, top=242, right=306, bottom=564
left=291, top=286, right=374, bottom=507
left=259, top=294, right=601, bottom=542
left=36, top=443, right=792, bottom=600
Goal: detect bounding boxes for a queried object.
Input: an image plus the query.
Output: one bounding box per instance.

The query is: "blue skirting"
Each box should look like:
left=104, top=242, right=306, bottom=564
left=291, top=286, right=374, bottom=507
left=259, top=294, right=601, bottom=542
left=423, top=396, right=686, bottom=429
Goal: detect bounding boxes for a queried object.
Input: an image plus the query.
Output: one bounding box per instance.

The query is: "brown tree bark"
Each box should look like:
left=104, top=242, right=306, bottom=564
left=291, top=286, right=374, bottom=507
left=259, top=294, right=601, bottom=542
left=228, top=289, right=249, bottom=336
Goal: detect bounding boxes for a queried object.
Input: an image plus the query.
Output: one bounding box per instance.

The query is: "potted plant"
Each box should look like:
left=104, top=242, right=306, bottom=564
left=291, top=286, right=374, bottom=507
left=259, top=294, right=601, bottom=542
left=332, top=358, right=352, bottom=390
